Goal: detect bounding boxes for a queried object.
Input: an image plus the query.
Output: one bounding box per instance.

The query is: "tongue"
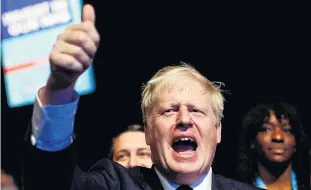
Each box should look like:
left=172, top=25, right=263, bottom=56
left=173, top=144, right=194, bottom=153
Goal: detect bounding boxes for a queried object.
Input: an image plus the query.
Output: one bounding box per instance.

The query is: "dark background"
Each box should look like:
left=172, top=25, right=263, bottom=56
left=1, top=0, right=310, bottom=186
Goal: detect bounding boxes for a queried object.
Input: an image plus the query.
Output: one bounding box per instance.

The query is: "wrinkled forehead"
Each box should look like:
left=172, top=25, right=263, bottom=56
left=161, top=74, right=207, bottom=92
left=154, top=77, right=211, bottom=105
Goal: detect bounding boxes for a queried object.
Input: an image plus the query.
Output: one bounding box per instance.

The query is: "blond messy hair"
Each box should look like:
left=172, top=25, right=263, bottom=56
left=141, top=63, right=225, bottom=126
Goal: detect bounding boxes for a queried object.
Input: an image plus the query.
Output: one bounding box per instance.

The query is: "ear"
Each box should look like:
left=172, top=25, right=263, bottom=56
left=216, top=122, right=222, bottom=144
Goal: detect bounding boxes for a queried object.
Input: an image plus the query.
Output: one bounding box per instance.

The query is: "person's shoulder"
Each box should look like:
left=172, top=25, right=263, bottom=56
left=214, top=174, right=263, bottom=190
left=87, top=158, right=129, bottom=174
left=85, top=158, right=154, bottom=179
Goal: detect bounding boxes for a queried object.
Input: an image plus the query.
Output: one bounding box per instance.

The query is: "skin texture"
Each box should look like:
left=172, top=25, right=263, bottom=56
left=112, top=131, right=152, bottom=168
left=254, top=110, right=296, bottom=190
left=254, top=110, right=296, bottom=164
left=145, top=78, right=221, bottom=184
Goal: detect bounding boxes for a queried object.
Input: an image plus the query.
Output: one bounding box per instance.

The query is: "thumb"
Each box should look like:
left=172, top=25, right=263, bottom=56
left=82, top=4, right=96, bottom=23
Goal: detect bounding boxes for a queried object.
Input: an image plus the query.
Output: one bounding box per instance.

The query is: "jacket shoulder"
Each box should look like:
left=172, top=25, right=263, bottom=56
left=214, top=174, right=263, bottom=190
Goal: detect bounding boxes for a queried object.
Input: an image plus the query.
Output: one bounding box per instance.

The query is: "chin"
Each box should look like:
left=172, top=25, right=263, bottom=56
left=168, top=157, right=207, bottom=177
left=170, top=163, right=207, bottom=185
left=270, top=158, right=290, bottom=163
left=172, top=162, right=199, bottom=173
left=265, top=154, right=291, bottom=164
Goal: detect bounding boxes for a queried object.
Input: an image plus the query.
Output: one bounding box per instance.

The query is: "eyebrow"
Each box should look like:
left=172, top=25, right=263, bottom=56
left=116, top=148, right=150, bottom=154
left=264, top=121, right=291, bottom=127
left=137, top=148, right=151, bottom=152
left=115, top=150, right=130, bottom=155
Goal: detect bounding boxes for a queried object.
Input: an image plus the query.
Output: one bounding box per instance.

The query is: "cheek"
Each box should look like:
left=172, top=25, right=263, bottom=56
left=287, top=136, right=296, bottom=147
left=148, top=119, right=169, bottom=143
left=203, top=135, right=217, bottom=148
left=256, top=134, right=269, bottom=148
left=201, top=127, right=218, bottom=145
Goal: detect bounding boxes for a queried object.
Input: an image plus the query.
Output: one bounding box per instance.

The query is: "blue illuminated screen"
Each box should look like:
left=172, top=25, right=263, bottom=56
left=1, top=0, right=96, bottom=108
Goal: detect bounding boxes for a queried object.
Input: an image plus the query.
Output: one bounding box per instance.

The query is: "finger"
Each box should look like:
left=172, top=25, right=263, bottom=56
left=82, top=4, right=96, bottom=24
left=56, top=41, right=91, bottom=69
left=49, top=52, right=84, bottom=73
left=66, top=23, right=100, bottom=47
left=58, top=30, right=97, bottom=57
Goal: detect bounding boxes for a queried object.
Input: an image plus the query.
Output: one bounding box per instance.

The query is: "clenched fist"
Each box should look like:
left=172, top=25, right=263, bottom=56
left=48, top=4, right=100, bottom=89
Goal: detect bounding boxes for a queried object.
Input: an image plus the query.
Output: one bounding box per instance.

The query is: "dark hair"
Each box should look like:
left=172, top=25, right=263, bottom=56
left=107, top=124, right=144, bottom=159
left=235, top=101, right=310, bottom=189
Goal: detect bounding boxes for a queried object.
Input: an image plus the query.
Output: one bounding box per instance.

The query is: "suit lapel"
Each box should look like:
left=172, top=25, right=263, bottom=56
left=212, top=173, right=219, bottom=190
left=130, top=166, right=164, bottom=190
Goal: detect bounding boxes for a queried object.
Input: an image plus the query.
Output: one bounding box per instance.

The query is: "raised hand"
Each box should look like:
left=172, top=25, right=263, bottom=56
left=40, top=4, right=100, bottom=105
left=48, top=4, right=100, bottom=89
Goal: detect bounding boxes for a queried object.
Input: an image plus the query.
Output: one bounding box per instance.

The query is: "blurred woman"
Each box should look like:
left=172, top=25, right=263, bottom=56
left=235, top=101, right=310, bottom=190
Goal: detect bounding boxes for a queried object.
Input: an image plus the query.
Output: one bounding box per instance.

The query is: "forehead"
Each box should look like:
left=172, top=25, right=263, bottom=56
left=265, top=111, right=290, bottom=125
left=114, top=131, right=148, bottom=151
left=155, top=78, right=210, bottom=105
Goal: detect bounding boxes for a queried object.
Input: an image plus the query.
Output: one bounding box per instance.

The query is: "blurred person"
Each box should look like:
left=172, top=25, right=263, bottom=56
left=22, top=4, right=260, bottom=190
left=1, top=170, right=18, bottom=190
left=108, top=124, right=152, bottom=168
left=235, top=101, right=310, bottom=190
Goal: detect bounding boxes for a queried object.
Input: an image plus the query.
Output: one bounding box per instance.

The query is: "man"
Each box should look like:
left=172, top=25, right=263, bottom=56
left=108, top=124, right=152, bottom=168
left=22, top=4, right=260, bottom=190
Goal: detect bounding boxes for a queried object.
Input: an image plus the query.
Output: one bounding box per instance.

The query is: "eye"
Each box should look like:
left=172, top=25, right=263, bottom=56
left=116, top=154, right=128, bottom=161
left=138, top=152, right=151, bottom=158
left=259, top=126, right=272, bottom=133
left=165, top=109, right=175, bottom=112
left=283, top=128, right=292, bottom=134
left=162, top=108, right=178, bottom=115
left=190, top=108, right=205, bottom=115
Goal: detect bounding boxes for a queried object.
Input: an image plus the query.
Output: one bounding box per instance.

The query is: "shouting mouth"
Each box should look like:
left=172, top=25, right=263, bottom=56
left=172, top=137, right=198, bottom=153
left=171, top=136, right=198, bottom=161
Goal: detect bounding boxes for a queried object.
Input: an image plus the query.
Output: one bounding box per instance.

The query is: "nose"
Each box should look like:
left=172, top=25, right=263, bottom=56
left=271, top=128, right=285, bottom=143
left=128, top=156, right=137, bottom=168
left=177, top=106, right=193, bottom=130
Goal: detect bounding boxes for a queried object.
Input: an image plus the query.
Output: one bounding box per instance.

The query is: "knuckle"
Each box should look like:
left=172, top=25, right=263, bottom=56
left=73, top=47, right=84, bottom=57
left=66, top=24, right=77, bottom=31
left=83, top=22, right=93, bottom=30
left=49, top=52, right=57, bottom=64
left=66, top=58, right=76, bottom=69
left=95, top=33, right=101, bottom=44
left=76, top=31, right=88, bottom=45
left=74, top=49, right=89, bottom=64
left=56, top=33, right=63, bottom=40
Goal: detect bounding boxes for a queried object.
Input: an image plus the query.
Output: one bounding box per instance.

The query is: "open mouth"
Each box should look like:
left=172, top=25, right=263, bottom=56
left=172, top=137, right=198, bottom=153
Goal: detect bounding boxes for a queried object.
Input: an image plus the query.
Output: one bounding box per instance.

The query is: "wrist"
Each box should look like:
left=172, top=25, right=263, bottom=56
left=46, top=74, right=76, bottom=90
left=39, top=75, right=76, bottom=105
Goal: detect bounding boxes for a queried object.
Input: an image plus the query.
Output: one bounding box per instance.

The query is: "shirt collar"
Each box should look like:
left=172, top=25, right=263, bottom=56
left=154, top=167, right=212, bottom=190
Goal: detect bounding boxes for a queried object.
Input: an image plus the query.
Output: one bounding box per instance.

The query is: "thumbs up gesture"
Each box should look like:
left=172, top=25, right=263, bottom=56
left=48, top=4, right=100, bottom=89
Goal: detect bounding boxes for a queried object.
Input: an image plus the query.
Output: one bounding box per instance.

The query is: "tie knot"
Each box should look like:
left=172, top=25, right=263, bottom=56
left=176, top=185, right=193, bottom=190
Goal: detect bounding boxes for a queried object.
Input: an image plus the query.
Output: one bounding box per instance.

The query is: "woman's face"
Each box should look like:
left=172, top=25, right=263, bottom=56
left=253, top=110, right=296, bottom=163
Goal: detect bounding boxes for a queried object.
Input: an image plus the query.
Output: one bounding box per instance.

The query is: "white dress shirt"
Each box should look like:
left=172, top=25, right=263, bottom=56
left=154, top=167, right=212, bottom=190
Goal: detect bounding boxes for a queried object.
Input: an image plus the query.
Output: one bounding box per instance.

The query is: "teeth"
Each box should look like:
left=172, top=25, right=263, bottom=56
left=174, top=137, right=194, bottom=142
